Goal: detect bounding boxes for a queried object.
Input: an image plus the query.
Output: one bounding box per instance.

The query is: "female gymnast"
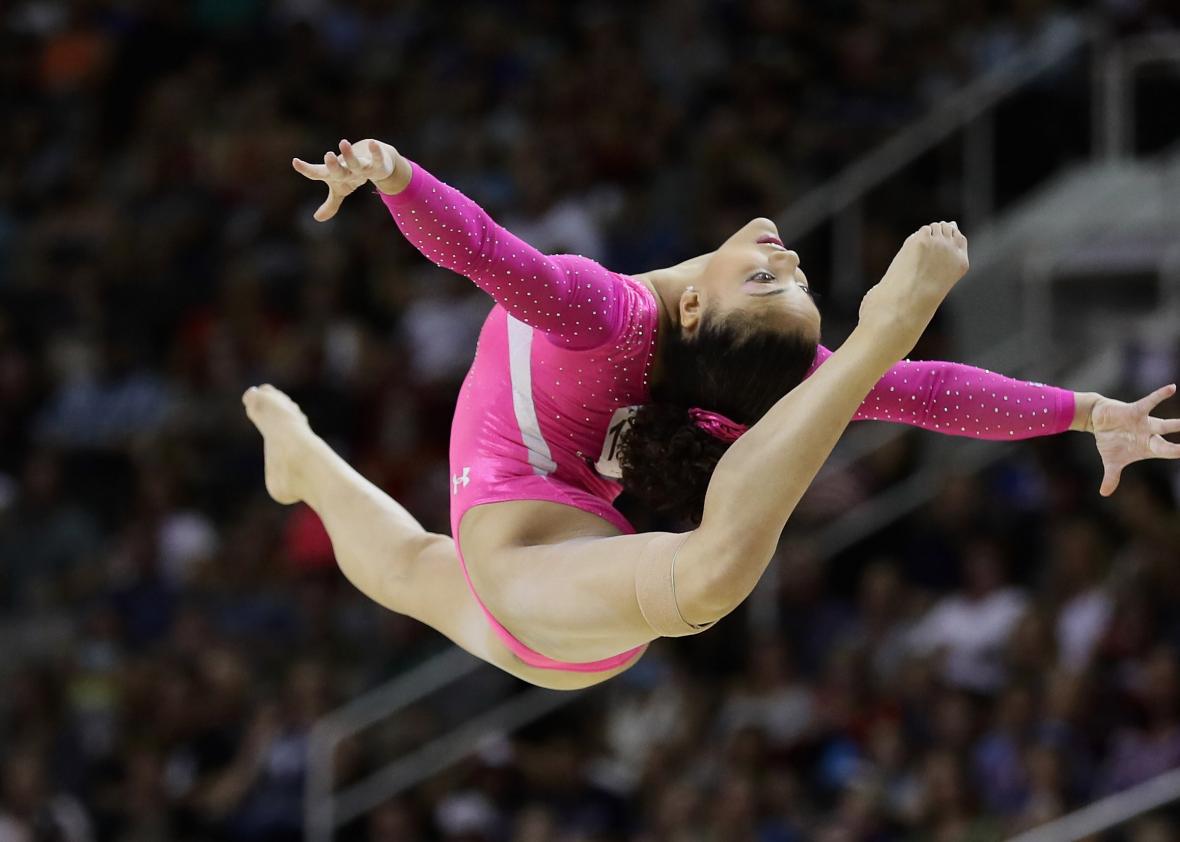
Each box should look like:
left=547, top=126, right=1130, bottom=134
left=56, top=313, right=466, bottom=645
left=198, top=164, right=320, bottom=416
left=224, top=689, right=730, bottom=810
left=243, top=138, right=1180, bottom=690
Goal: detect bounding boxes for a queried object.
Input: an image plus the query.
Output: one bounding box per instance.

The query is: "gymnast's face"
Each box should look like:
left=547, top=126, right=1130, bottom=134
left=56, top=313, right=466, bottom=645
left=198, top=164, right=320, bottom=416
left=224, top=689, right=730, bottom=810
left=679, top=218, right=821, bottom=342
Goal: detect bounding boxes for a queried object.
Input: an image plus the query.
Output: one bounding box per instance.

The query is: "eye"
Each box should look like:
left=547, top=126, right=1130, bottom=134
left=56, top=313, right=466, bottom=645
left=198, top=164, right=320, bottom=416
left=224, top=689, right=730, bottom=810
left=748, top=271, right=776, bottom=283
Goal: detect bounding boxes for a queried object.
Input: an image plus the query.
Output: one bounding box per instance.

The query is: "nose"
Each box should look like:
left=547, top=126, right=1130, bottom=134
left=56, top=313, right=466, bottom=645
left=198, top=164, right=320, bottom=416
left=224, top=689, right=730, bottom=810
left=771, top=249, right=800, bottom=272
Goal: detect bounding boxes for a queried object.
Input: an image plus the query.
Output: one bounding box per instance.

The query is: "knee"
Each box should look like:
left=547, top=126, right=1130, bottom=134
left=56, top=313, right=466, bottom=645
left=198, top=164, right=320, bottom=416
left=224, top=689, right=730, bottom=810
left=634, top=529, right=772, bottom=632
left=672, top=526, right=775, bottom=626
left=393, top=534, right=454, bottom=582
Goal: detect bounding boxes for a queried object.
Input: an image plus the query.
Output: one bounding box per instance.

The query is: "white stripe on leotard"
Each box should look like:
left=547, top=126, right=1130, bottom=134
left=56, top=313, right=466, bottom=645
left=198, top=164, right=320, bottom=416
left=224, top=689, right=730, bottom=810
left=507, top=315, right=558, bottom=476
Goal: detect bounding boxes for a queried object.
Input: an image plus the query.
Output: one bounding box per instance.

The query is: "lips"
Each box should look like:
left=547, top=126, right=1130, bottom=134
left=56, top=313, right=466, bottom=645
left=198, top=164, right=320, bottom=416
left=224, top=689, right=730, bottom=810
left=757, top=235, right=786, bottom=248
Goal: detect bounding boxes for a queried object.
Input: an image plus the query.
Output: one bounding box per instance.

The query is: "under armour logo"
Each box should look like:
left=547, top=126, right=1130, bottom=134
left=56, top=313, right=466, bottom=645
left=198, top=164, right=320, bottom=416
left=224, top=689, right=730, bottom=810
left=452, top=467, right=471, bottom=495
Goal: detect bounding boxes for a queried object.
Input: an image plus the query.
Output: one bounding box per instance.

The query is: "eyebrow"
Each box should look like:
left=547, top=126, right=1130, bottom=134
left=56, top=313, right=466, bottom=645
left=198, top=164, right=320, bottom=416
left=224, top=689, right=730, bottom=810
left=749, top=288, right=788, bottom=296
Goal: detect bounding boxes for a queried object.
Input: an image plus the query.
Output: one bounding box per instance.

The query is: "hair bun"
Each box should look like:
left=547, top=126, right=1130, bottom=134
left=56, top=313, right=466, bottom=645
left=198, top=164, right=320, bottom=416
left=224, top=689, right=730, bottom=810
left=617, top=404, right=728, bottom=525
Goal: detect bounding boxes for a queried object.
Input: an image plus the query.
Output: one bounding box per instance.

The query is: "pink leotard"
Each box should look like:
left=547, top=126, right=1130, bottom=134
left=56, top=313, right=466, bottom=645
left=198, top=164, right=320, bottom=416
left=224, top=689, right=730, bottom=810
left=381, top=161, right=1076, bottom=673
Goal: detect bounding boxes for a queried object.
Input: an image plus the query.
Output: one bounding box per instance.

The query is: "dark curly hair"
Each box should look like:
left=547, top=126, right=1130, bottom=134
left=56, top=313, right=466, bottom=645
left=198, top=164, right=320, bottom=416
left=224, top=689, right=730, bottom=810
left=617, top=312, right=819, bottom=525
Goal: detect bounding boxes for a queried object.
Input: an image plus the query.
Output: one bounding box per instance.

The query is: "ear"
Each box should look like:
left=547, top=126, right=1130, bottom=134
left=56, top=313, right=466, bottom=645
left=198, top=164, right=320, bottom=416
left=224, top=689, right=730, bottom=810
left=679, top=287, right=702, bottom=335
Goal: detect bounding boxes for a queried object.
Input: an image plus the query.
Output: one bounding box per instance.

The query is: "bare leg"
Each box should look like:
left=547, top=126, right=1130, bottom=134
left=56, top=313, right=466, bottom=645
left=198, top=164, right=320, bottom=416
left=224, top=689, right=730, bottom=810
left=243, top=386, right=504, bottom=650
left=242, top=386, right=436, bottom=609
left=242, top=385, right=632, bottom=689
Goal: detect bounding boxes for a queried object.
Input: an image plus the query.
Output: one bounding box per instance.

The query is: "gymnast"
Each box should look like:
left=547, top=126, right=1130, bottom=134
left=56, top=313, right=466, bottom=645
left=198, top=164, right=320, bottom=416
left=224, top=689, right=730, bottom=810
left=243, top=139, right=1180, bottom=690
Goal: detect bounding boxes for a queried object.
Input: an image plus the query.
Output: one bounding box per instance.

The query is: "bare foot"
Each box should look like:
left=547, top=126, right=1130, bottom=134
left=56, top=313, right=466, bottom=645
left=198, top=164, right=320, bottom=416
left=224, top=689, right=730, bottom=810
left=242, top=385, right=316, bottom=505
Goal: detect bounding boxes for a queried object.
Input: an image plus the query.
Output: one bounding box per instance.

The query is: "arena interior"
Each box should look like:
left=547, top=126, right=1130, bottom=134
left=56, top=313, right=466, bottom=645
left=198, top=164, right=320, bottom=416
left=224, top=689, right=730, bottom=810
left=2, top=1, right=1180, bottom=840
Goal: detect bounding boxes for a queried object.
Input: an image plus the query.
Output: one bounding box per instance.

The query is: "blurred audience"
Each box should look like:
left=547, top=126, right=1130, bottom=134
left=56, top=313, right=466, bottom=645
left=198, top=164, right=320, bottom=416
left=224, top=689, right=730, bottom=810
left=2, top=1, right=1179, bottom=841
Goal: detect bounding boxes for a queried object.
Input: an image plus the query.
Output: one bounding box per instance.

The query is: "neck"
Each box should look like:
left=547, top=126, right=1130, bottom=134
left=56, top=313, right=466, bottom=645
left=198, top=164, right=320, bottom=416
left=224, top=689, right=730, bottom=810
left=634, top=253, right=713, bottom=387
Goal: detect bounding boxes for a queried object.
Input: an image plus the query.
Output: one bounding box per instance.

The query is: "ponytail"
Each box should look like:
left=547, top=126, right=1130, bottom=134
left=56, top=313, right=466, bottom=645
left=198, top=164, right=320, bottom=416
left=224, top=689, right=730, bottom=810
left=617, top=312, right=818, bottom=524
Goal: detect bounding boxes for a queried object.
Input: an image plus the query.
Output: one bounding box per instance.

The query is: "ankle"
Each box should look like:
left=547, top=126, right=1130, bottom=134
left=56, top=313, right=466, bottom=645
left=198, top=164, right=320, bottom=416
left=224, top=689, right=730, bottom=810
left=297, top=435, right=344, bottom=510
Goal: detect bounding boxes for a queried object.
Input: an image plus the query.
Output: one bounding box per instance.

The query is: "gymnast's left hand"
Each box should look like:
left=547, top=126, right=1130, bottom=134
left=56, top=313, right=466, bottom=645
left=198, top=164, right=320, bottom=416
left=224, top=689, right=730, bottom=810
left=292, top=138, right=399, bottom=222
left=1088, top=384, right=1180, bottom=496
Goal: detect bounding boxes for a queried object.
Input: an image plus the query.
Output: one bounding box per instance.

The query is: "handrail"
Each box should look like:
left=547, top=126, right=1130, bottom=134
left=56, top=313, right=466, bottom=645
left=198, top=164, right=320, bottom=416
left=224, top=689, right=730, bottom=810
left=304, top=648, right=480, bottom=842
left=1007, top=767, right=1180, bottom=842
left=330, top=686, right=583, bottom=829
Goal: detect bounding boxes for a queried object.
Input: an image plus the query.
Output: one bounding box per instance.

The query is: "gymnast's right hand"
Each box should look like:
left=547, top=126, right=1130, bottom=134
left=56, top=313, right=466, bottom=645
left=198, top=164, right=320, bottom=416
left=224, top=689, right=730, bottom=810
left=292, top=138, right=403, bottom=221
left=858, top=221, right=969, bottom=356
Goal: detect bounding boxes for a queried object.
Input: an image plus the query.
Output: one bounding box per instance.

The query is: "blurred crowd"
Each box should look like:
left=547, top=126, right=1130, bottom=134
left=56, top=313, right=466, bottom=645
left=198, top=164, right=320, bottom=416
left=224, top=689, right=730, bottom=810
left=2, top=0, right=1180, bottom=841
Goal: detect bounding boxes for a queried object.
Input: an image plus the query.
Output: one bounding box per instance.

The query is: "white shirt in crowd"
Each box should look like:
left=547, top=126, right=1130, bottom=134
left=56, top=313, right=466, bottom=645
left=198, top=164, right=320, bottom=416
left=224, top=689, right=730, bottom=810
left=1057, top=587, right=1112, bottom=671
left=908, top=588, right=1029, bottom=692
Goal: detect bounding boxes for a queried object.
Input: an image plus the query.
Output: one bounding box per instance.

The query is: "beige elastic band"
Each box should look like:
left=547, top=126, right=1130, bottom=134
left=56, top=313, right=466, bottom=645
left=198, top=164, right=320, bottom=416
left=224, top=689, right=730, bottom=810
left=635, top=533, right=717, bottom=638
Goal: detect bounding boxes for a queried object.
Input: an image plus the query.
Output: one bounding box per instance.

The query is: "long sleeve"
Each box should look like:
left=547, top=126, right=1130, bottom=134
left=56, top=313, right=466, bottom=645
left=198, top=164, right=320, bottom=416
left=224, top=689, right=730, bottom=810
left=380, top=160, right=626, bottom=350
left=805, top=345, right=1076, bottom=439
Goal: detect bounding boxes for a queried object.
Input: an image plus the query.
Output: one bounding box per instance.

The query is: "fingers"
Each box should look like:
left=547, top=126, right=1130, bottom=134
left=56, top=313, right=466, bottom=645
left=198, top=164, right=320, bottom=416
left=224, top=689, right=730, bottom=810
left=1138, top=383, right=1177, bottom=413
left=933, top=221, right=965, bottom=241
left=295, top=148, right=365, bottom=180
left=243, top=385, right=262, bottom=423
left=368, top=139, right=385, bottom=168
left=339, top=138, right=363, bottom=170
left=324, top=150, right=350, bottom=178
left=1100, top=464, right=1121, bottom=497
left=243, top=383, right=277, bottom=403
left=912, top=221, right=964, bottom=240
left=1149, top=434, right=1180, bottom=459
left=295, top=148, right=365, bottom=220
left=292, top=157, right=328, bottom=180
left=1150, top=415, right=1180, bottom=436
left=314, top=189, right=344, bottom=222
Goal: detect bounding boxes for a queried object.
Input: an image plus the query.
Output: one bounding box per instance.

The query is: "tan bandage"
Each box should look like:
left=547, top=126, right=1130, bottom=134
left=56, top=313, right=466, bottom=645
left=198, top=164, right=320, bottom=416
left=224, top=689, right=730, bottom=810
left=635, top=533, right=717, bottom=638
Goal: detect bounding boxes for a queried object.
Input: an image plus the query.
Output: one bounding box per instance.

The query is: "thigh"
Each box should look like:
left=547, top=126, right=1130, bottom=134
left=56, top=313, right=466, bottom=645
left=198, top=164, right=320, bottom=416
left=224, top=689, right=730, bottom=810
left=401, top=534, right=640, bottom=690
left=460, top=502, right=691, bottom=664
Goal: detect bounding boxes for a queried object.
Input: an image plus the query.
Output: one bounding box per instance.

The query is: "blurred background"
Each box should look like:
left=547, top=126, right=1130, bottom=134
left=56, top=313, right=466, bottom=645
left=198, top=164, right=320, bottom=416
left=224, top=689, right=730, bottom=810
left=2, top=1, right=1180, bottom=841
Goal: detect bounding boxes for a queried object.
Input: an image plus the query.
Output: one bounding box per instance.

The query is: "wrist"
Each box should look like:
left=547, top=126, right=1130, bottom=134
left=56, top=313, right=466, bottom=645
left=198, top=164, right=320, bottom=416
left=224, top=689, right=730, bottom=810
left=373, top=150, right=411, bottom=195
left=850, top=314, right=928, bottom=368
left=1071, top=391, right=1100, bottom=433
left=846, top=324, right=911, bottom=376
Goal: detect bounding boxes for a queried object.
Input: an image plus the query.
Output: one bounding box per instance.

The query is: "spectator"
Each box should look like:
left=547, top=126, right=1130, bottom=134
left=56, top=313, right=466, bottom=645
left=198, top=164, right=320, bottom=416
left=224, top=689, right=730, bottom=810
left=1099, top=647, right=1180, bottom=796
left=0, top=746, right=93, bottom=842
left=1047, top=517, right=1113, bottom=672
left=717, top=638, right=816, bottom=751
left=907, top=537, right=1029, bottom=693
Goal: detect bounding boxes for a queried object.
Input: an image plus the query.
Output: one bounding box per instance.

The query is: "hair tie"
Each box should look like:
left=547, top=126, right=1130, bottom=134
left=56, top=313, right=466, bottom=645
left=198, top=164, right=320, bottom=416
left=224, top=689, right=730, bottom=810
left=688, top=408, right=748, bottom=442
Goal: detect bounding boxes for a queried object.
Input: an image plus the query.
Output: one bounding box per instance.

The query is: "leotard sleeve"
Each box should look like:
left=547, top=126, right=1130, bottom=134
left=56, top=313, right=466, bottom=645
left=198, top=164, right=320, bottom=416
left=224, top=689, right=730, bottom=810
left=380, top=159, right=625, bottom=350
left=805, top=345, right=1076, bottom=439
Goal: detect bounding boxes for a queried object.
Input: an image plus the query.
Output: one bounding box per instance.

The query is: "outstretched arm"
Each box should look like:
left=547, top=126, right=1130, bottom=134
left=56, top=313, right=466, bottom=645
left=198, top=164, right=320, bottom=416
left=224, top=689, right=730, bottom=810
left=807, top=346, right=1180, bottom=495
left=806, top=345, right=1077, bottom=439
left=293, top=139, right=626, bottom=350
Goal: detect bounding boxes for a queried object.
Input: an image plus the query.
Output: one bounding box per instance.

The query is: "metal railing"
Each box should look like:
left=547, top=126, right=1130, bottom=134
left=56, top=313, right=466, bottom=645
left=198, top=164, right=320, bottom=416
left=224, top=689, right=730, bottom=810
left=306, top=650, right=581, bottom=841
left=305, top=648, right=479, bottom=842
left=304, top=27, right=1180, bottom=842
left=1008, top=767, right=1180, bottom=842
